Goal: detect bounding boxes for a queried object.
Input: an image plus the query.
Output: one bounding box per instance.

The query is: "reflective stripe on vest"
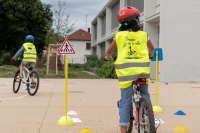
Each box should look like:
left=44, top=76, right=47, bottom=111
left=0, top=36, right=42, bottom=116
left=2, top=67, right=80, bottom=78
left=115, top=62, right=150, bottom=69
left=118, top=74, right=150, bottom=82
left=114, top=31, right=150, bottom=89
left=23, top=43, right=37, bottom=63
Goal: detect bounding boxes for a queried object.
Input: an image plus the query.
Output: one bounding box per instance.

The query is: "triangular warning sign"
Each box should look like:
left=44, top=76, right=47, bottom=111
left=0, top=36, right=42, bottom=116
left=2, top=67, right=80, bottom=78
left=58, top=38, right=75, bottom=54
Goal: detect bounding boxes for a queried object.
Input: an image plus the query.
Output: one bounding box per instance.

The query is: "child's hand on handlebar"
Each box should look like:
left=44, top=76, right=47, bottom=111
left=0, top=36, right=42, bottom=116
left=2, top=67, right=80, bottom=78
left=12, top=57, right=17, bottom=60
left=104, top=56, right=114, bottom=62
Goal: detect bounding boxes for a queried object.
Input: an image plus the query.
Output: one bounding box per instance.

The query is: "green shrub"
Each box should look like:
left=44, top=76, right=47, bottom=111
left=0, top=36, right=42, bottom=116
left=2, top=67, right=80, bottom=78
left=81, top=53, right=118, bottom=78
left=82, top=54, right=100, bottom=70
left=69, top=63, right=82, bottom=69
left=97, top=62, right=116, bottom=78
left=87, top=54, right=99, bottom=62
left=0, top=52, right=10, bottom=65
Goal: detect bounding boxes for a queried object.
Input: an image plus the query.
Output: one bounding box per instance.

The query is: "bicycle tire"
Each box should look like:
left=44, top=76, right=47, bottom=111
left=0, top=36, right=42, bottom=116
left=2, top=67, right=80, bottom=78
left=138, top=97, right=156, bottom=133
left=13, top=70, right=21, bottom=93
left=127, top=104, right=134, bottom=133
left=27, top=71, right=39, bottom=96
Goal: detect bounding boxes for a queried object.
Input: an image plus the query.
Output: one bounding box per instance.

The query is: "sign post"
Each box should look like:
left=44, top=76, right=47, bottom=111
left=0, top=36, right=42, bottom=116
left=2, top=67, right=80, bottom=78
left=57, top=38, right=75, bottom=126
left=151, top=48, right=163, bottom=113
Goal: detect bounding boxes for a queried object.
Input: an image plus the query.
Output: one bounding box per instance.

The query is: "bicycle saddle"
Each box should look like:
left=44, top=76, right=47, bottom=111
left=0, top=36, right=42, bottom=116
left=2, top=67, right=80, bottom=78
left=28, top=67, right=33, bottom=71
left=132, top=78, right=146, bottom=85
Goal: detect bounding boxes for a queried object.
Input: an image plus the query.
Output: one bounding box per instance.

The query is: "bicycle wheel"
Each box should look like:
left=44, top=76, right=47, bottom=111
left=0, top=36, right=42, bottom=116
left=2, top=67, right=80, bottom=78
left=127, top=104, right=134, bottom=133
left=138, top=97, right=156, bottom=133
left=13, top=70, right=21, bottom=93
left=27, top=71, right=39, bottom=96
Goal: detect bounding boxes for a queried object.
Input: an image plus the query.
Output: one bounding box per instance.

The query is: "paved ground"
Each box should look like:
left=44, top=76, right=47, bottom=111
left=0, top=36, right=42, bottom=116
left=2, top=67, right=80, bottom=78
left=0, top=78, right=200, bottom=133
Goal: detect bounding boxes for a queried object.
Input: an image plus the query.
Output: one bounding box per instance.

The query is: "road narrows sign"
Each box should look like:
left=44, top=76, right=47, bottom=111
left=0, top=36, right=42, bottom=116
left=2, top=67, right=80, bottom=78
left=58, top=38, right=75, bottom=54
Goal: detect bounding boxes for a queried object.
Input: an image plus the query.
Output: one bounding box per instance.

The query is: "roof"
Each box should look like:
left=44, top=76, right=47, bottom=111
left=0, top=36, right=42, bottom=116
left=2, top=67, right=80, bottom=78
left=67, top=29, right=91, bottom=41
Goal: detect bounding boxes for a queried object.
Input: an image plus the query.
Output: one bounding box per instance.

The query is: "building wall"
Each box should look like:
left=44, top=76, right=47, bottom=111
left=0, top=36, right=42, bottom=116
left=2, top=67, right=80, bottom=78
left=91, top=0, right=200, bottom=82
left=91, top=0, right=159, bottom=79
left=67, top=40, right=91, bottom=64
left=159, top=0, right=200, bottom=82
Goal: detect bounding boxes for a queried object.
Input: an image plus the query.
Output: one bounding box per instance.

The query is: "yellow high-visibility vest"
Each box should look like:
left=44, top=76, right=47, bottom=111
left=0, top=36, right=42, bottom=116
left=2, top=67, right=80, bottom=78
left=115, top=31, right=150, bottom=89
left=23, top=43, right=37, bottom=63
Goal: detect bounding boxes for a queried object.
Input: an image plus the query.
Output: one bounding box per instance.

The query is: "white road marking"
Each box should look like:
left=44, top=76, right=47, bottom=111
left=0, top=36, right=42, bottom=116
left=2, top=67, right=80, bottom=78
left=0, top=94, right=29, bottom=101
left=68, top=111, right=78, bottom=115
left=72, top=118, right=82, bottom=123
left=155, top=118, right=165, bottom=124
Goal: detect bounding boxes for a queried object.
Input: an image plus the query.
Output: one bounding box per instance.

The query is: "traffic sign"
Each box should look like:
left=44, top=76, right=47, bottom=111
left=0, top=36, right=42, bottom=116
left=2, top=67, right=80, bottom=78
left=58, top=38, right=75, bottom=54
left=151, top=48, right=163, bottom=61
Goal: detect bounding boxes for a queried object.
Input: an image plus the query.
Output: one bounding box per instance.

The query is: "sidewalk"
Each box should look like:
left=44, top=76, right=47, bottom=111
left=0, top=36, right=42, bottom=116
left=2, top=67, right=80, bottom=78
left=0, top=78, right=200, bottom=133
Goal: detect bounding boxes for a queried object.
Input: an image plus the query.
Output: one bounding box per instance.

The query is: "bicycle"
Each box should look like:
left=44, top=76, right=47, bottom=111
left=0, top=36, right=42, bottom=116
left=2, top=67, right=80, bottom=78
left=13, top=64, right=39, bottom=96
left=118, top=78, right=157, bottom=133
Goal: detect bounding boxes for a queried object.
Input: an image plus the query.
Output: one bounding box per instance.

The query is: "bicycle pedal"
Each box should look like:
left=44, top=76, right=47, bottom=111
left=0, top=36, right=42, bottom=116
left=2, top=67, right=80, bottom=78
left=130, top=116, right=135, bottom=120
left=117, top=101, right=119, bottom=108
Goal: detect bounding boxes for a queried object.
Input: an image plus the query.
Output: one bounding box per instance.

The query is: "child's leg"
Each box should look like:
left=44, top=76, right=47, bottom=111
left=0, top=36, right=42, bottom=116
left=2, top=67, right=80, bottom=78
left=19, top=64, right=25, bottom=77
left=119, top=85, right=133, bottom=133
left=140, top=84, right=150, bottom=100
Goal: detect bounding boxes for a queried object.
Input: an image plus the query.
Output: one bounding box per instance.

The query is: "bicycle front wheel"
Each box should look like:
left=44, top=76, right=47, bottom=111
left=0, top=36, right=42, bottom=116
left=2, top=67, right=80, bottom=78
left=139, top=97, right=156, bottom=133
left=28, top=71, right=39, bottom=96
left=13, top=70, right=22, bottom=93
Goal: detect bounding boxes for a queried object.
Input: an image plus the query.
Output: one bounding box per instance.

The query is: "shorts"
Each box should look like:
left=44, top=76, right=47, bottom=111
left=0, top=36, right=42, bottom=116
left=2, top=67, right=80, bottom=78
left=21, top=62, right=35, bottom=70
left=119, top=84, right=150, bottom=126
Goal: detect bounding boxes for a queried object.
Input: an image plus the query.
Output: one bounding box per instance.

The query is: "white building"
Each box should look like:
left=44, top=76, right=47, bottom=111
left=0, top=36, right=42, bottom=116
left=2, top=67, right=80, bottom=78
left=91, top=0, right=200, bottom=82
left=67, top=29, right=91, bottom=64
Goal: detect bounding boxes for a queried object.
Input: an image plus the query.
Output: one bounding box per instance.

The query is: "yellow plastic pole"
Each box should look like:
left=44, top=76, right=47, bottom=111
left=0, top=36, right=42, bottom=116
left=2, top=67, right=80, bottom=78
left=153, top=51, right=163, bottom=113
left=155, top=51, right=159, bottom=106
left=58, top=54, right=74, bottom=126
left=64, top=54, right=68, bottom=116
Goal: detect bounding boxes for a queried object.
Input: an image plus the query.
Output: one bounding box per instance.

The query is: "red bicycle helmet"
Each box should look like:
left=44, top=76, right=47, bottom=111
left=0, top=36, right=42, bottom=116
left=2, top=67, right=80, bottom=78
left=117, top=6, right=140, bottom=25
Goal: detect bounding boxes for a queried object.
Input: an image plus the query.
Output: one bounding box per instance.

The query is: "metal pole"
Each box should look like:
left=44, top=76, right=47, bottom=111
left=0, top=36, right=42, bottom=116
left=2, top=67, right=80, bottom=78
left=56, top=42, right=58, bottom=74
left=85, top=14, right=91, bottom=30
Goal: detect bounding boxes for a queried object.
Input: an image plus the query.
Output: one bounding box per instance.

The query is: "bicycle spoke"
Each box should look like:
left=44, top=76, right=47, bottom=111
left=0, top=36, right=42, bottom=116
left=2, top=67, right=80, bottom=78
left=27, top=71, right=39, bottom=96
left=139, top=97, right=155, bottom=133
left=13, top=70, right=21, bottom=93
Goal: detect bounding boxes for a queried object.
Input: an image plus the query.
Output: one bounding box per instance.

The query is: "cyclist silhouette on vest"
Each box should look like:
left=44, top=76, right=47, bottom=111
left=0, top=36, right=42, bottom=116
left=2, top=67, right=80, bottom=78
left=128, top=46, right=137, bottom=56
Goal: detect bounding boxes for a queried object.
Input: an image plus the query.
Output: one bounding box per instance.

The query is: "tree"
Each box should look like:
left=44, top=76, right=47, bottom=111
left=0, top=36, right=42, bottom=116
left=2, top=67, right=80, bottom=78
left=0, top=0, right=53, bottom=63
left=53, top=0, right=76, bottom=43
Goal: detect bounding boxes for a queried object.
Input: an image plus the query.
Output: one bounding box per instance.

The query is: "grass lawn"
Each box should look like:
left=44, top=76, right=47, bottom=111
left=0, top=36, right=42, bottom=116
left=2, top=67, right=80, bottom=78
left=0, top=65, right=100, bottom=79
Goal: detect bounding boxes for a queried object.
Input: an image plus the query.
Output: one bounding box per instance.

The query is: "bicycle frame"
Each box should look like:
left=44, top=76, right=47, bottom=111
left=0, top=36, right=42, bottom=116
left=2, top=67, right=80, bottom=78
left=21, top=66, right=31, bottom=84
left=133, top=84, right=142, bottom=126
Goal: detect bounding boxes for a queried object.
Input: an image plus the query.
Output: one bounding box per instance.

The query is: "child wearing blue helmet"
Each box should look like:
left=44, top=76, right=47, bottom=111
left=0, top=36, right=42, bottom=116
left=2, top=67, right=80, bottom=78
left=12, top=35, right=37, bottom=89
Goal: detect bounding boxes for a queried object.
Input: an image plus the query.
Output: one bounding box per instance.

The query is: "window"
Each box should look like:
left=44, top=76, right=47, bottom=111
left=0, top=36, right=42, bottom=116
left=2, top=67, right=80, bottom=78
left=127, top=0, right=144, bottom=13
left=102, top=14, right=106, bottom=36
left=94, top=24, right=97, bottom=40
left=86, top=43, right=91, bottom=50
left=111, top=1, right=120, bottom=30
left=101, top=44, right=105, bottom=56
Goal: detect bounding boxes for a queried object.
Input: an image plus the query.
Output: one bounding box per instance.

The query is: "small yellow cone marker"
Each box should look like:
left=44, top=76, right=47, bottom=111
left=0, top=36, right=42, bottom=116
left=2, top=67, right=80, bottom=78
left=153, top=105, right=163, bottom=113
left=79, top=128, right=94, bottom=133
left=174, top=125, right=189, bottom=132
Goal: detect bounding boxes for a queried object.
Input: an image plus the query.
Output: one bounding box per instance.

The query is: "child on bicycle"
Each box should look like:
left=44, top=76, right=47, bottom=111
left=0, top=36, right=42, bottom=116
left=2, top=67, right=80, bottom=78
left=12, top=35, right=37, bottom=86
left=105, top=7, right=154, bottom=133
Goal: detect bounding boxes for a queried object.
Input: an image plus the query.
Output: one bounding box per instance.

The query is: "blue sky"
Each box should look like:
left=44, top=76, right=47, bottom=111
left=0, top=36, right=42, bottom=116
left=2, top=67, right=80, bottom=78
left=41, top=0, right=108, bottom=32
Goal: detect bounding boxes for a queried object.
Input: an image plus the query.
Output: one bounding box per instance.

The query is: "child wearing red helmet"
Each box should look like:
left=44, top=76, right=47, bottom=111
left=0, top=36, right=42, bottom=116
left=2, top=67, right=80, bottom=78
left=105, top=6, right=154, bottom=133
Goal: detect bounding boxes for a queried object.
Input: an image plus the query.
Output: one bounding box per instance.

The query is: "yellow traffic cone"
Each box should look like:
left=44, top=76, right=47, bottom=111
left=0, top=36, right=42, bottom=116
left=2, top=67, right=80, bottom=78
left=174, top=125, right=189, bottom=132
left=79, top=128, right=94, bottom=133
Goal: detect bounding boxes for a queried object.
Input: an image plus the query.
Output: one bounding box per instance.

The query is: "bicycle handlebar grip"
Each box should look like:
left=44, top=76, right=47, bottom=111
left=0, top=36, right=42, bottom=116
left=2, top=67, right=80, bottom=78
left=104, top=58, right=109, bottom=61
left=12, top=57, right=16, bottom=60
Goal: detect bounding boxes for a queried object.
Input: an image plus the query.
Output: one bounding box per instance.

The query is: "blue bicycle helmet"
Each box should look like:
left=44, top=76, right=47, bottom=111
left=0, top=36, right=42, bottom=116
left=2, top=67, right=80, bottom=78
left=26, top=35, right=34, bottom=41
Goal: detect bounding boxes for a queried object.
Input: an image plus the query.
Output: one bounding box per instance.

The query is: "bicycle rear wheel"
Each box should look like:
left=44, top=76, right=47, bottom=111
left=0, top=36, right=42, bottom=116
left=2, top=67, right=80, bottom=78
left=13, top=70, right=21, bottom=93
left=138, top=97, right=156, bottom=133
left=27, top=71, right=39, bottom=96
